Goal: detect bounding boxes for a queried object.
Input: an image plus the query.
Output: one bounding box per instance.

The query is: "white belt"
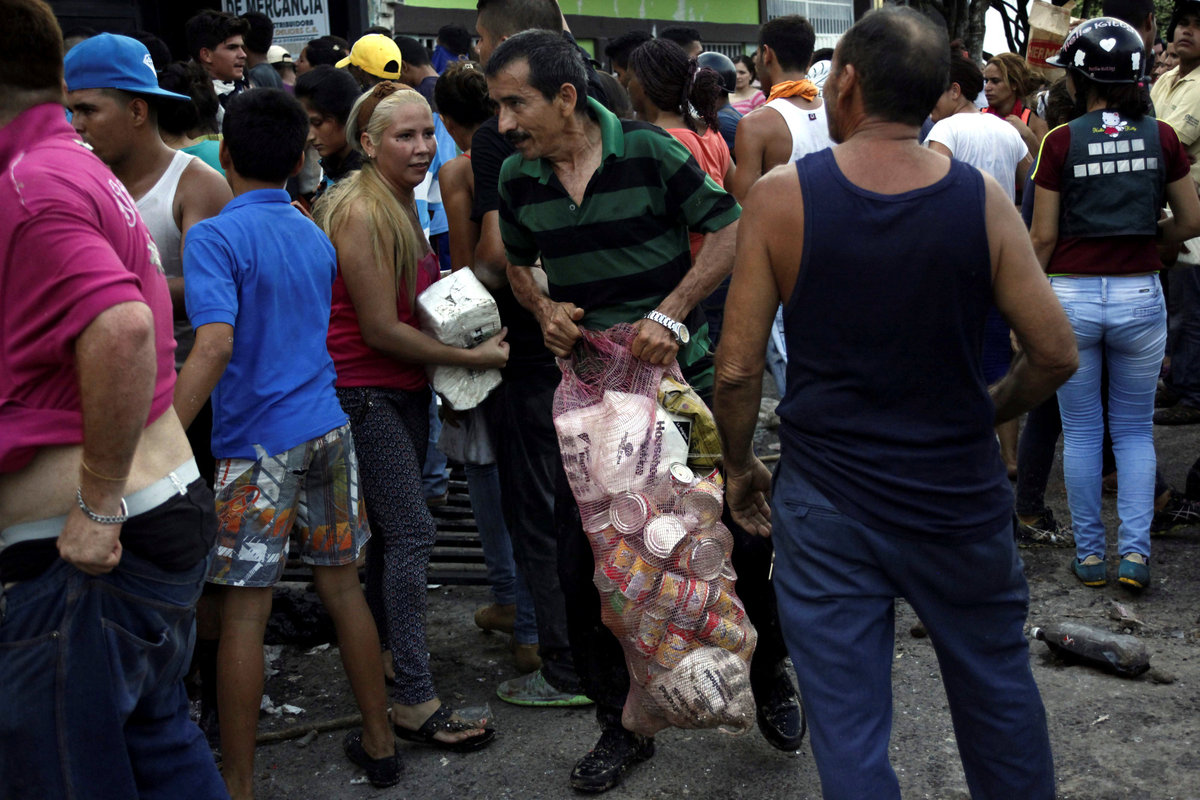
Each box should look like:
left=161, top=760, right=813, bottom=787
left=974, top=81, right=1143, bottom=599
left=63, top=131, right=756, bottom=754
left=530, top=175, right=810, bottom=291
left=0, top=459, right=200, bottom=549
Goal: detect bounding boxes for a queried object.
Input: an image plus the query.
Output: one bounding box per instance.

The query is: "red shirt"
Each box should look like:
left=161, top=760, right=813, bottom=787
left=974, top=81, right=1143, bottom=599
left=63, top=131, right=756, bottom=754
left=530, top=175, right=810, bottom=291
left=983, top=100, right=1032, bottom=124
left=0, top=104, right=177, bottom=472
left=1033, top=118, right=1190, bottom=275
left=327, top=250, right=437, bottom=390
left=667, top=126, right=731, bottom=261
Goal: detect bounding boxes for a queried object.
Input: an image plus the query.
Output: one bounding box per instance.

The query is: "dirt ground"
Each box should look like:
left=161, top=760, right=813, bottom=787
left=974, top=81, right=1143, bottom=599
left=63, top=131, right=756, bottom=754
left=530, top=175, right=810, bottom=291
left=234, top=400, right=1200, bottom=800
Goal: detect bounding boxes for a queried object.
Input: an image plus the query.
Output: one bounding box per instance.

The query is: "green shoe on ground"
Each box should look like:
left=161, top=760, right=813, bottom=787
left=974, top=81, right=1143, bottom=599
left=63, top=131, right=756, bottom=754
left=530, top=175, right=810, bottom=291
left=1072, top=555, right=1107, bottom=587
left=1118, top=553, right=1149, bottom=592
left=497, top=670, right=593, bottom=707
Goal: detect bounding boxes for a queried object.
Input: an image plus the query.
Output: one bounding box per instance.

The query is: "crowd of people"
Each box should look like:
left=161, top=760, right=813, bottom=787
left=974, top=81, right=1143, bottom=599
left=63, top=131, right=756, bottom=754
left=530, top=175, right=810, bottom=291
left=2, top=0, right=1200, bottom=797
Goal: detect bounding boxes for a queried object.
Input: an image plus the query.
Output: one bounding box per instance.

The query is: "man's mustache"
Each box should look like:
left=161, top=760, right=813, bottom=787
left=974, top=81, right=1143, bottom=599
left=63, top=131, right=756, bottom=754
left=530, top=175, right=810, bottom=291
left=505, top=130, right=532, bottom=145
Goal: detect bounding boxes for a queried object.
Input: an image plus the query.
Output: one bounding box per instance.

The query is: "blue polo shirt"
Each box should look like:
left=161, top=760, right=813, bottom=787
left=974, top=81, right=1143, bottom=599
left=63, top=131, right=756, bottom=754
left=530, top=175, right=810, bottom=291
left=184, top=188, right=347, bottom=459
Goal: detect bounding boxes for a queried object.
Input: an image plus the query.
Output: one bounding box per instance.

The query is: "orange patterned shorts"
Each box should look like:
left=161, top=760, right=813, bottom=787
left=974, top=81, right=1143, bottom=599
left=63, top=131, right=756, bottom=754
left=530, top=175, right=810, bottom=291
left=206, top=424, right=370, bottom=587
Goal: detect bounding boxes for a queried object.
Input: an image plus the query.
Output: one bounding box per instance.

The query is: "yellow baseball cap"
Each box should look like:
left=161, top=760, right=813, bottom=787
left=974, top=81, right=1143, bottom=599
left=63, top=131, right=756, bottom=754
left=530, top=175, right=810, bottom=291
left=336, top=34, right=402, bottom=79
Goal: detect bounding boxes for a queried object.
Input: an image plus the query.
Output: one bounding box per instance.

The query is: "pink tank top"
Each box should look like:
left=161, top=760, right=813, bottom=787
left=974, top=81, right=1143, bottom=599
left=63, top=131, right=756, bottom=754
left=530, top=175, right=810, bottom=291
left=327, top=250, right=438, bottom=391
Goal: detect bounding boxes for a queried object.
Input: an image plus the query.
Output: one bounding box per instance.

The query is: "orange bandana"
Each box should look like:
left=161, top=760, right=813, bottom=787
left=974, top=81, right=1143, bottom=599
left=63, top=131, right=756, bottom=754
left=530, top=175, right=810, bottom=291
left=767, top=79, right=819, bottom=102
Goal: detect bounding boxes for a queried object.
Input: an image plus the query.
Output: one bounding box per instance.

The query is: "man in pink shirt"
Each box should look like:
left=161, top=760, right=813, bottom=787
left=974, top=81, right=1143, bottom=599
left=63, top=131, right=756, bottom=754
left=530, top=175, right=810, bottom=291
left=0, top=1, right=227, bottom=797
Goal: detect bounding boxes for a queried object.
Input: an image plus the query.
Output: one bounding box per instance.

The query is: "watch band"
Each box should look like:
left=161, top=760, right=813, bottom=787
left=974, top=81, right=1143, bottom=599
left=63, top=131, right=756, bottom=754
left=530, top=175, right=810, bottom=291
left=643, top=310, right=683, bottom=343
left=76, top=488, right=129, bottom=525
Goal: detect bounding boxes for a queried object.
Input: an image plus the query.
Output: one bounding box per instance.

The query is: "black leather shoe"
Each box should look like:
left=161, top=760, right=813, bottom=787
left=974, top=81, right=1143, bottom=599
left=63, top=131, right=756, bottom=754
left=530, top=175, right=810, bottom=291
left=754, top=663, right=806, bottom=752
left=568, top=727, right=655, bottom=793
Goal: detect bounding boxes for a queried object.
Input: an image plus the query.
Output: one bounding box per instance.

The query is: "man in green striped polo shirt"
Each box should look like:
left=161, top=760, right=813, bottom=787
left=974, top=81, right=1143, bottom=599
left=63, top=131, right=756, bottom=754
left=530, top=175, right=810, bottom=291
left=491, top=31, right=739, bottom=398
left=487, top=28, right=742, bottom=795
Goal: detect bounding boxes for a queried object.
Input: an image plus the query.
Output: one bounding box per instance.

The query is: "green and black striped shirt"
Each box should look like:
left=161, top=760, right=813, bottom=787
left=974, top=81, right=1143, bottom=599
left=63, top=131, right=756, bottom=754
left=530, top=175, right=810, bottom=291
left=497, top=97, right=741, bottom=392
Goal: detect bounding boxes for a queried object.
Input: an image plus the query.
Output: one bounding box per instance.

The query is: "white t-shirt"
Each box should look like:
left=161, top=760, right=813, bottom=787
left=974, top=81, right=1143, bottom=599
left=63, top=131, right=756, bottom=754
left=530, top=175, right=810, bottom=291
left=926, top=112, right=1029, bottom=202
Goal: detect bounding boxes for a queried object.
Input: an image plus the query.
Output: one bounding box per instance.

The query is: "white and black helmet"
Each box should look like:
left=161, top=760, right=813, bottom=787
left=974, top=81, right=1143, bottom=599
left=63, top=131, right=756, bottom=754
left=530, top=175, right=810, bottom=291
left=1046, top=17, right=1145, bottom=84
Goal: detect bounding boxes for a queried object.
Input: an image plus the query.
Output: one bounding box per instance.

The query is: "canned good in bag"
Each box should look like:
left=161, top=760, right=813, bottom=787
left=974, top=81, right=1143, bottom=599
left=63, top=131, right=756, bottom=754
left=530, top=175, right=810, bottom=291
left=678, top=481, right=722, bottom=529
left=669, top=462, right=695, bottom=490
left=603, top=538, right=638, bottom=583
left=655, top=571, right=710, bottom=619
left=699, top=612, right=747, bottom=651
left=582, top=508, right=613, bottom=533
left=610, top=492, right=652, bottom=535
left=655, top=623, right=698, bottom=670
left=602, top=592, right=635, bottom=638
left=644, top=514, right=688, bottom=559
left=587, top=525, right=621, bottom=551
left=634, top=613, right=669, bottom=657
left=706, top=588, right=746, bottom=623
left=618, top=554, right=658, bottom=601
left=674, top=535, right=724, bottom=581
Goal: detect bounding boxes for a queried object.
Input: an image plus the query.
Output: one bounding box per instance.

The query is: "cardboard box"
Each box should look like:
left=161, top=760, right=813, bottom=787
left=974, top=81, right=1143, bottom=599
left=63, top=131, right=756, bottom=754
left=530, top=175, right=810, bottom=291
left=1026, top=0, right=1077, bottom=81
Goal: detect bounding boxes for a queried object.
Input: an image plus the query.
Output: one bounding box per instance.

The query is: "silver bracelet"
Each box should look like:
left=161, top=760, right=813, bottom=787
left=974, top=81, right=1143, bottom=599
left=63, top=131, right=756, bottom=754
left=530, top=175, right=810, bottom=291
left=76, top=488, right=128, bottom=525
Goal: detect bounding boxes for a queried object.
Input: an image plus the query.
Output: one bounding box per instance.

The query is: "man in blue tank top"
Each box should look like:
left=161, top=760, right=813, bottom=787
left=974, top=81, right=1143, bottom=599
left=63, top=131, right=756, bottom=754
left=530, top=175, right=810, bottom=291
left=713, top=8, right=1078, bottom=800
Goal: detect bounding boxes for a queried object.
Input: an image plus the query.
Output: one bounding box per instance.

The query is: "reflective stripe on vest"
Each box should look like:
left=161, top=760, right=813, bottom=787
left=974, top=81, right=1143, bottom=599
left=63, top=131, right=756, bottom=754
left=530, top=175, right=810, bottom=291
left=1059, top=109, right=1163, bottom=239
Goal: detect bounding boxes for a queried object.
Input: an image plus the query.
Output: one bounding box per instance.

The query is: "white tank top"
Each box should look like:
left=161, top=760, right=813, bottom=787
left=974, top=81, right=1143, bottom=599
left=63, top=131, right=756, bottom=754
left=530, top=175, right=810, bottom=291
left=765, top=97, right=833, bottom=163
left=136, top=149, right=195, bottom=367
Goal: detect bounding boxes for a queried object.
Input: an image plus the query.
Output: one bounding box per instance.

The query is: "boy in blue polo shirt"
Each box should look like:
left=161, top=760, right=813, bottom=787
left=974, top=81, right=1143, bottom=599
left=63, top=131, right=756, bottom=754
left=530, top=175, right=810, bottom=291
left=173, top=88, right=400, bottom=796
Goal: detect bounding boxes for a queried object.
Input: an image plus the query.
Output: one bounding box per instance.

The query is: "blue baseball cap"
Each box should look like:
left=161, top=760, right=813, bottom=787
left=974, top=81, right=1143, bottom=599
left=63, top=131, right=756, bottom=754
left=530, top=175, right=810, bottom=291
left=64, top=33, right=189, bottom=101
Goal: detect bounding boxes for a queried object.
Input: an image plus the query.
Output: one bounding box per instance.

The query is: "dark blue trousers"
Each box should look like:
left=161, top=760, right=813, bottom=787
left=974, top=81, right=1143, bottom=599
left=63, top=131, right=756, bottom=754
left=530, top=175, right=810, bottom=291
left=770, top=467, right=1055, bottom=800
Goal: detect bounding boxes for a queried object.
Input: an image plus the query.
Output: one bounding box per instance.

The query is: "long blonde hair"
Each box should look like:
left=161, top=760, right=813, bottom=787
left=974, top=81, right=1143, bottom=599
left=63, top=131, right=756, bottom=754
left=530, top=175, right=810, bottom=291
left=315, top=85, right=431, bottom=305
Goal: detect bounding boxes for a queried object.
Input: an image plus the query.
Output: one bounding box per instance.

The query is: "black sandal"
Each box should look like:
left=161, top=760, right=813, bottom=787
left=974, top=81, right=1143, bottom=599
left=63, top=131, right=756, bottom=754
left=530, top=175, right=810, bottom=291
left=392, top=704, right=496, bottom=753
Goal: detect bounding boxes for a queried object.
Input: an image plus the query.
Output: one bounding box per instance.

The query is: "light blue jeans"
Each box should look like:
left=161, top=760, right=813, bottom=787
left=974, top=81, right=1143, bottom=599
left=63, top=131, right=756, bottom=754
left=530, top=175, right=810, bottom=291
left=766, top=305, right=788, bottom=395
left=1051, top=275, right=1166, bottom=562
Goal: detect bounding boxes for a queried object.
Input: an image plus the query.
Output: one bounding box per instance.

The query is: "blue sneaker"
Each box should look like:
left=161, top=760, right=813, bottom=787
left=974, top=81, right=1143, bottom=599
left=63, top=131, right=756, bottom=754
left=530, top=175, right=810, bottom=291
left=1072, top=555, right=1107, bottom=587
left=1118, top=553, right=1149, bottom=592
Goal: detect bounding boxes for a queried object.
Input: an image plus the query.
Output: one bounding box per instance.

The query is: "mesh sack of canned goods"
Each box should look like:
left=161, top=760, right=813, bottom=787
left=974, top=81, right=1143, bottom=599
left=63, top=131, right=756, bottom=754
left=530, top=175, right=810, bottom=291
left=553, top=324, right=757, bottom=735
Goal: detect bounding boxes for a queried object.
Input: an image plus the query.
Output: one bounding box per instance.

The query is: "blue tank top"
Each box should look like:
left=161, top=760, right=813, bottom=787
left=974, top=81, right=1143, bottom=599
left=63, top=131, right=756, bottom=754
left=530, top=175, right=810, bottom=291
left=776, top=149, right=1012, bottom=540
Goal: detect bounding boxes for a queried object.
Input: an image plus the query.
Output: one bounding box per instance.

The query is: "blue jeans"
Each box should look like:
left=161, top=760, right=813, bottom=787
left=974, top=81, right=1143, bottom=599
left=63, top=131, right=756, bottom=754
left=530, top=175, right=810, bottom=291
left=0, top=552, right=226, bottom=799
left=422, top=393, right=449, bottom=499
left=1052, top=275, right=1165, bottom=561
left=464, top=462, right=538, bottom=645
left=766, top=305, right=788, bottom=395
left=770, top=467, right=1054, bottom=800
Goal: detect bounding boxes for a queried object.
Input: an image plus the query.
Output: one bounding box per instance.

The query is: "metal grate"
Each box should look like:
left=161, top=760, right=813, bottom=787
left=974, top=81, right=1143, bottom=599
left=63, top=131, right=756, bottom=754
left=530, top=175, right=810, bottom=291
left=706, top=42, right=753, bottom=58
left=765, top=0, right=854, bottom=49
left=282, top=468, right=488, bottom=585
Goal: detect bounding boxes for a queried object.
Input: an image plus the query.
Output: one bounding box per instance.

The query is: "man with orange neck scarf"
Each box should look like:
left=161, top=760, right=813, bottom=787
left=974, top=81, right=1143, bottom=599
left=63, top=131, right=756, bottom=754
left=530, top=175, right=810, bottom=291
left=730, top=15, right=832, bottom=202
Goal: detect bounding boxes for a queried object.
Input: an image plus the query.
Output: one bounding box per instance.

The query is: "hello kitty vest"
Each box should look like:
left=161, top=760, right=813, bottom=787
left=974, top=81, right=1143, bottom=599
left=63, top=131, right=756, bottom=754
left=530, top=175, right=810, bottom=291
left=1060, top=109, right=1164, bottom=238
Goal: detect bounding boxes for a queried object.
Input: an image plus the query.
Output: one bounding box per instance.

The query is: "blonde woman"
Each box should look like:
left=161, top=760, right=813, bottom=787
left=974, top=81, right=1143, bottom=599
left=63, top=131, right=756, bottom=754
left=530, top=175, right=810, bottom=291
left=316, top=83, right=508, bottom=750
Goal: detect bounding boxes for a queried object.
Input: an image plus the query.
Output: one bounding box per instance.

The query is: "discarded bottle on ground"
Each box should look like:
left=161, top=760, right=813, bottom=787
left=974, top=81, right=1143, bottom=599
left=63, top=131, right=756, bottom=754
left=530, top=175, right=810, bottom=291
left=1031, top=622, right=1150, bottom=678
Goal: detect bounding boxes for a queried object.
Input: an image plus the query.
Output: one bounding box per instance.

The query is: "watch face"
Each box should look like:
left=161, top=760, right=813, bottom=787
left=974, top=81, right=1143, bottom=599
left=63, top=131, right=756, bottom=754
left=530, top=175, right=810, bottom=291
left=677, top=325, right=690, bottom=345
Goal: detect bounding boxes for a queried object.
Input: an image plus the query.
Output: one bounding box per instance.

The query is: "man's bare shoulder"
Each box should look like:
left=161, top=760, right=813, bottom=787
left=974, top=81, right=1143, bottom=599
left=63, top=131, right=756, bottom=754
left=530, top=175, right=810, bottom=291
left=439, top=154, right=472, bottom=186
left=743, top=161, right=803, bottom=221
left=739, top=102, right=791, bottom=137
left=178, top=156, right=231, bottom=208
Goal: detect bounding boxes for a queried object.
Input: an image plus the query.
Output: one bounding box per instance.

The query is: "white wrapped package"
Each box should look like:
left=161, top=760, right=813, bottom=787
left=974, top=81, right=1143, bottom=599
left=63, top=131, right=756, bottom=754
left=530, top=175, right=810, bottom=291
left=416, top=268, right=503, bottom=410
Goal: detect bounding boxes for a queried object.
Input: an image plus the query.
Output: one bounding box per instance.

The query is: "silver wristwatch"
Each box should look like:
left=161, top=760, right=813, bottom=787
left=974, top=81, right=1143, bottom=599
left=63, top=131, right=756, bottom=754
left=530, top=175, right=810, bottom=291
left=643, top=310, right=690, bottom=345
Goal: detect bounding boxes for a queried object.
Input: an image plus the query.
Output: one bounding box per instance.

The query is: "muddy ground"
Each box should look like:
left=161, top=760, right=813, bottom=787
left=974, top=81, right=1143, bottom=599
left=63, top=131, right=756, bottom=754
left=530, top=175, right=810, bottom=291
left=231, top=395, right=1200, bottom=800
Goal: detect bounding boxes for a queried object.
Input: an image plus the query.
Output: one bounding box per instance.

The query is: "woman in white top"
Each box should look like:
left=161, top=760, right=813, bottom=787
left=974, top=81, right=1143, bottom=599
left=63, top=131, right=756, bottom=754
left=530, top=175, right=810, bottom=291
left=927, top=50, right=1033, bottom=201
left=927, top=49, right=1033, bottom=478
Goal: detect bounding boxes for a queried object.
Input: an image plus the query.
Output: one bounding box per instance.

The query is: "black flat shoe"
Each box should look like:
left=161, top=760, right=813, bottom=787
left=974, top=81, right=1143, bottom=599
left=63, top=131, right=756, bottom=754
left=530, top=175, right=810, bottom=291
left=754, top=664, right=806, bottom=752
left=343, top=729, right=402, bottom=788
left=569, top=726, right=655, bottom=793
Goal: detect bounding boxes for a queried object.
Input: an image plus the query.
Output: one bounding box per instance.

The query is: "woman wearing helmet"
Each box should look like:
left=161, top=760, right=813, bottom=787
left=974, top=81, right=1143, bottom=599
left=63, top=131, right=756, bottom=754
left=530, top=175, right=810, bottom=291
left=698, top=50, right=743, bottom=156
left=1031, top=17, right=1200, bottom=590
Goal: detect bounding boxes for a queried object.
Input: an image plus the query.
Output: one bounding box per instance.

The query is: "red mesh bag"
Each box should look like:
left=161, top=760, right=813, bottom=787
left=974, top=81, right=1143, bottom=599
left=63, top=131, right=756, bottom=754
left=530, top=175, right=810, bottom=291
left=553, top=324, right=756, bottom=735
